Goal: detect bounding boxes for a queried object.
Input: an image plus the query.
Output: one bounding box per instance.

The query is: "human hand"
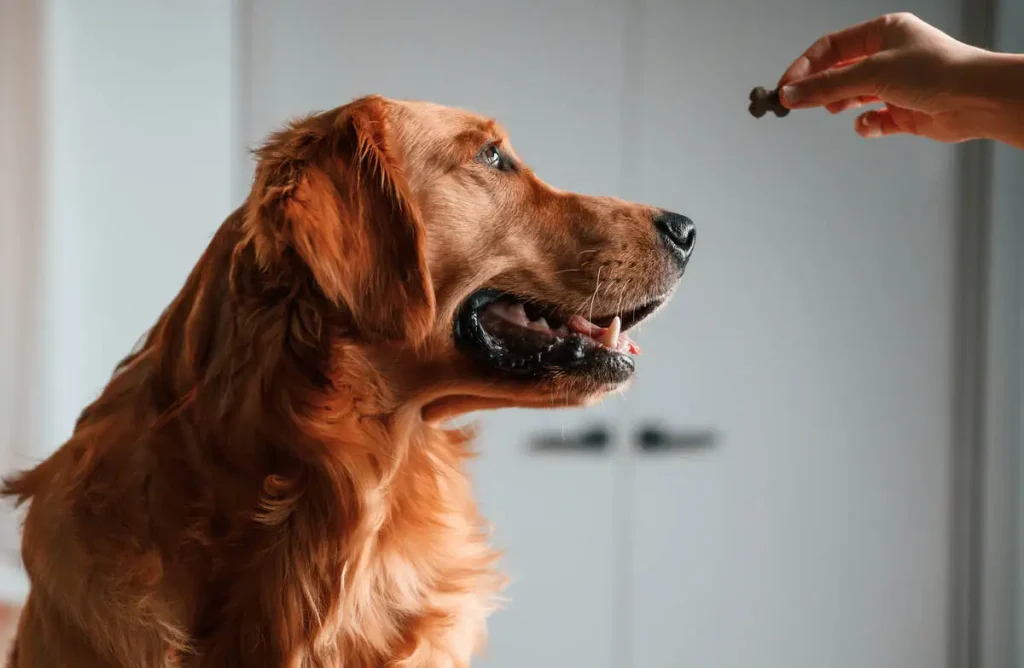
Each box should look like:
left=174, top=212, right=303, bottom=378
left=777, top=12, right=1015, bottom=144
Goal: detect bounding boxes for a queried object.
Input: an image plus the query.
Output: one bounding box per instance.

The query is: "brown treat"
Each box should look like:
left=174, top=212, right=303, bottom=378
left=748, top=86, right=790, bottom=119
left=748, top=86, right=770, bottom=118
left=765, top=88, right=790, bottom=117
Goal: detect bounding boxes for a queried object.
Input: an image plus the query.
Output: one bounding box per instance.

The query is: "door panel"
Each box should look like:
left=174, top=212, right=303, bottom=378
left=623, top=1, right=955, bottom=666
left=246, top=2, right=628, bottom=665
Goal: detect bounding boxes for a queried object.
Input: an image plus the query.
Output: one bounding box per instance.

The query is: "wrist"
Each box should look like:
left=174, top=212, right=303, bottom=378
left=956, top=50, right=1024, bottom=147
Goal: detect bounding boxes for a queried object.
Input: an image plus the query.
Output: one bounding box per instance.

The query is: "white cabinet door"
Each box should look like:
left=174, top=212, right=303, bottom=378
left=621, top=1, right=956, bottom=667
left=246, top=2, right=630, bottom=666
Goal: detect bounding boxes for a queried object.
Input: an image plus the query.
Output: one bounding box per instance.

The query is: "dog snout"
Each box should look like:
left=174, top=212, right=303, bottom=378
left=653, top=210, right=695, bottom=268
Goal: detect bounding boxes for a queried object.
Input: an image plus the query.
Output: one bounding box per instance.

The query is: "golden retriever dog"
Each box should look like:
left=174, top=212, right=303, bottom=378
left=2, top=95, right=695, bottom=667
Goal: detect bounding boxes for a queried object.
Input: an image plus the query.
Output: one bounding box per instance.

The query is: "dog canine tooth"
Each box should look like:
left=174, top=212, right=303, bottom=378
left=599, top=316, right=621, bottom=348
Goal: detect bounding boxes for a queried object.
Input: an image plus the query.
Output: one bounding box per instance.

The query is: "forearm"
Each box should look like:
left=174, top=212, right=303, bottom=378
left=960, top=51, right=1024, bottom=149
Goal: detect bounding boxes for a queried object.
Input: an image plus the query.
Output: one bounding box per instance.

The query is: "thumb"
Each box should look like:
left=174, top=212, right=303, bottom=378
left=780, top=58, right=882, bottom=109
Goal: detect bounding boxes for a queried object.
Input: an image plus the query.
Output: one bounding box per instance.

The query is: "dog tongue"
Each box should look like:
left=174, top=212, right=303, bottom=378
left=568, top=315, right=641, bottom=354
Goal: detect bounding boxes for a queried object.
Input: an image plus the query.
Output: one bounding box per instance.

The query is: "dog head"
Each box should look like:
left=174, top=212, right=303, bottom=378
left=243, top=96, right=694, bottom=421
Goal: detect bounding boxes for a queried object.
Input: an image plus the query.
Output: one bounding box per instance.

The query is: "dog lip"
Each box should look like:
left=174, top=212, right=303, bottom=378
left=459, top=288, right=504, bottom=313
left=589, top=296, right=667, bottom=332
left=452, top=288, right=638, bottom=381
left=461, top=289, right=667, bottom=334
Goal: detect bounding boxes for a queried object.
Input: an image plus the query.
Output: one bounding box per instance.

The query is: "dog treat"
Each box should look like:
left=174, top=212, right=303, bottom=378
left=748, top=86, right=790, bottom=118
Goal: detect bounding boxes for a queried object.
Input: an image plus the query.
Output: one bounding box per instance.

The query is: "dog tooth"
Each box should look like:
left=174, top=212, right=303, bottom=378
left=617, top=333, right=640, bottom=354
left=556, top=325, right=569, bottom=336
left=600, top=316, right=621, bottom=348
left=509, top=303, right=529, bottom=325
left=529, top=317, right=550, bottom=332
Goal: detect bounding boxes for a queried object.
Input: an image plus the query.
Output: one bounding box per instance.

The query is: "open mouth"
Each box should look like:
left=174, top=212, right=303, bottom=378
left=453, top=289, right=665, bottom=384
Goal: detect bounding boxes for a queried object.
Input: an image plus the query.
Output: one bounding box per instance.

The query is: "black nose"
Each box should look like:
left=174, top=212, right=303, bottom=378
left=654, top=211, right=696, bottom=264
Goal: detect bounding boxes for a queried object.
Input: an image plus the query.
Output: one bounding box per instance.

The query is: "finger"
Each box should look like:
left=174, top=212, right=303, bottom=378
left=831, top=57, right=864, bottom=70
left=778, top=15, right=892, bottom=86
left=825, top=95, right=882, bottom=114
left=855, top=108, right=909, bottom=138
left=780, top=57, right=882, bottom=108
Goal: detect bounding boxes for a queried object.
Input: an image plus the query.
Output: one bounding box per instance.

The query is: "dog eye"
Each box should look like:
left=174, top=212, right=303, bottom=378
left=478, top=144, right=508, bottom=171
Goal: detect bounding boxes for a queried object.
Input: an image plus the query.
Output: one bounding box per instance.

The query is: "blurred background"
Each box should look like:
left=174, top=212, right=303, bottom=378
left=1, top=1, right=1022, bottom=666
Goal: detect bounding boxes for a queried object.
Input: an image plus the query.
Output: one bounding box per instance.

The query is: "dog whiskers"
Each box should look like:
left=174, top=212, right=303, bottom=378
left=587, top=266, right=603, bottom=324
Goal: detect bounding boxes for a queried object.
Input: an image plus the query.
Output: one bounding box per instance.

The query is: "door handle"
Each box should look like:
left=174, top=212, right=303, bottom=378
left=530, top=425, right=611, bottom=453
left=634, top=425, right=717, bottom=453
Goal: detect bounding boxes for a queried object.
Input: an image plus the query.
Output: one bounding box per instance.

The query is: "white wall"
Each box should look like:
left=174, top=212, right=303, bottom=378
left=0, top=0, right=238, bottom=601
left=38, top=0, right=238, bottom=451
left=0, top=0, right=45, bottom=602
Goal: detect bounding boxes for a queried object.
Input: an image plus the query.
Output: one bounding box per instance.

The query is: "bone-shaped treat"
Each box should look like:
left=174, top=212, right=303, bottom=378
left=748, top=86, right=790, bottom=118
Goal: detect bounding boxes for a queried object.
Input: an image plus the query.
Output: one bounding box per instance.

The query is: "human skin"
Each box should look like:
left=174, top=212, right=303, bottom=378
left=777, top=12, right=1024, bottom=149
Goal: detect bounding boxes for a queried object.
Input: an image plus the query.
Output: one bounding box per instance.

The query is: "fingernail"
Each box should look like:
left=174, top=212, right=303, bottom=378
left=858, top=115, right=882, bottom=138
left=780, top=85, right=800, bottom=106
left=862, top=126, right=882, bottom=138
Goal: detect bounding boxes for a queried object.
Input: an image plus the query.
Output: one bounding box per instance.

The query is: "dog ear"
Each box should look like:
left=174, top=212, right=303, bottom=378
left=243, top=96, right=435, bottom=344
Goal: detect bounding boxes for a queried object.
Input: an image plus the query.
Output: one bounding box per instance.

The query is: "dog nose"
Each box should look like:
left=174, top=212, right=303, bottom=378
left=654, top=211, right=696, bottom=264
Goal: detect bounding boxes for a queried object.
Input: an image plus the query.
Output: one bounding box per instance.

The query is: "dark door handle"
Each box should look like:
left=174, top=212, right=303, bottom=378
left=530, top=425, right=611, bottom=453
left=634, top=425, right=717, bottom=453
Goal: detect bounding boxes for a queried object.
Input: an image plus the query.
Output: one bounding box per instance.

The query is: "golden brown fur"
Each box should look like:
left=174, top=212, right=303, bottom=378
left=2, top=96, right=686, bottom=667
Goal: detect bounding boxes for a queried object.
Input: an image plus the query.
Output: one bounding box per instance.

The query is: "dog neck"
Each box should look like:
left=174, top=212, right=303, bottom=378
left=93, top=212, right=502, bottom=662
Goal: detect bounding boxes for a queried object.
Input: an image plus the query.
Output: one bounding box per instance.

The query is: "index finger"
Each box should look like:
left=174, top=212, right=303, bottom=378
left=778, top=14, right=891, bottom=86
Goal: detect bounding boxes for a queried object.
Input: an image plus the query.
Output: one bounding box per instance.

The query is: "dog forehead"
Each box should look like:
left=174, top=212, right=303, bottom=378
left=392, top=100, right=505, bottom=141
left=388, top=99, right=512, bottom=172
